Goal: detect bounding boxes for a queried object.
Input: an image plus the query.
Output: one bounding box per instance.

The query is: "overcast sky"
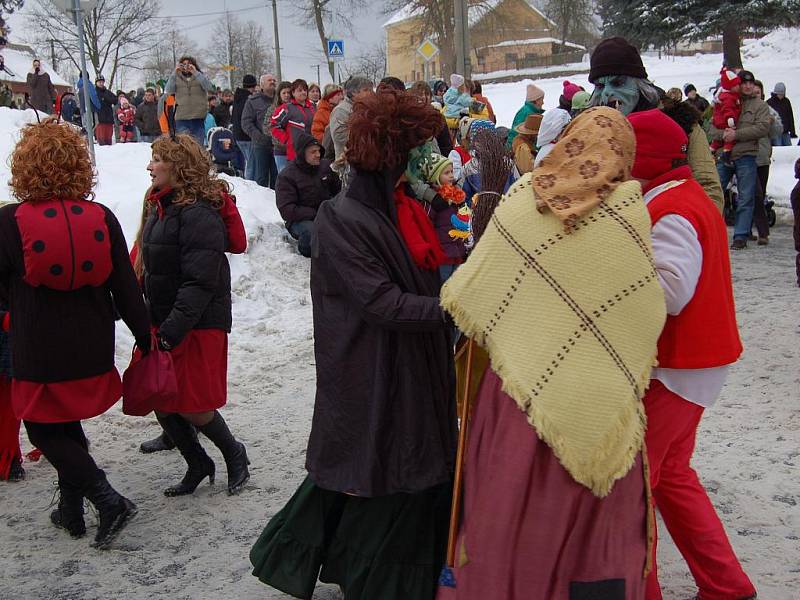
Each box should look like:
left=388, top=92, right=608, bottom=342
left=6, top=0, right=389, bottom=88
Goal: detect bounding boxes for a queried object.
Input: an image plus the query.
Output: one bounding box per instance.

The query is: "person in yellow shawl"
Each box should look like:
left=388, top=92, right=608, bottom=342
left=438, top=107, right=667, bottom=600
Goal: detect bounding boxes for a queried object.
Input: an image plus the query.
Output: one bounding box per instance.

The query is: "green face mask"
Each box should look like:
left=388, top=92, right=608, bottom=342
left=593, top=75, right=640, bottom=116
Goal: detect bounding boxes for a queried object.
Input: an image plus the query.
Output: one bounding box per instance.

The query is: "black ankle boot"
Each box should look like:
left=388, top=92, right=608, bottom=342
left=199, top=411, right=250, bottom=495
left=83, top=472, right=137, bottom=549
left=8, top=457, right=25, bottom=481
left=50, top=480, right=86, bottom=538
left=139, top=430, right=176, bottom=454
left=156, top=413, right=215, bottom=497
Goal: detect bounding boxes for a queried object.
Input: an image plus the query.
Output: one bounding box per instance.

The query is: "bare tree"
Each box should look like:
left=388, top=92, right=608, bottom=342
left=343, top=41, right=388, bottom=83
left=544, top=0, right=593, bottom=45
left=142, top=20, right=199, bottom=88
left=295, top=0, right=367, bottom=80
left=25, top=0, right=165, bottom=88
left=210, top=13, right=273, bottom=89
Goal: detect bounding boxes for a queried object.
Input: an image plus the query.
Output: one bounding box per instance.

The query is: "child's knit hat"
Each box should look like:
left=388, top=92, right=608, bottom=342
left=720, top=67, right=741, bottom=91
left=562, top=80, right=582, bottom=102
left=468, top=119, right=495, bottom=140
left=450, top=73, right=465, bottom=89
left=422, top=154, right=453, bottom=185
left=526, top=84, right=545, bottom=102
left=571, top=90, right=591, bottom=111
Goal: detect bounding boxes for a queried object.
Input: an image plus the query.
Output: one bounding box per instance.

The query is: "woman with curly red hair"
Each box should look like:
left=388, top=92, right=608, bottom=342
left=251, top=90, right=456, bottom=600
left=0, top=119, right=151, bottom=548
left=140, top=133, right=250, bottom=497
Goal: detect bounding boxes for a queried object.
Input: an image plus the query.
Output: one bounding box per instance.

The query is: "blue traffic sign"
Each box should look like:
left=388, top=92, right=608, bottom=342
left=327, top=40, right=345, bottom=59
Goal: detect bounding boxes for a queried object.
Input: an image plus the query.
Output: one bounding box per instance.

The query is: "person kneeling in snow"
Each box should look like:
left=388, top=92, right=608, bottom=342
left=276, top=132, right=341, bottom=257
left=628, top=109, right=757, bottom=600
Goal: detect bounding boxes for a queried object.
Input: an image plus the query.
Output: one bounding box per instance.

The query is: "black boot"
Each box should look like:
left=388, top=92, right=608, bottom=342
left=50, top=480, right=86, bottom=538
left=7, top=457, right=25, bottom=481
left=83, top=472, right=137, bottom=549
left=198, top=411, right=249, bottom=495
left=139, top=430, right=176, bottom=454
left=156, top=413, right=215, bottom=497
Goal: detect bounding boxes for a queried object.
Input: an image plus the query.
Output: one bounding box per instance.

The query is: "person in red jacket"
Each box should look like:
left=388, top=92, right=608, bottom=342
left=710, top=67, right=742, bottom=165
left=0, top=118, right=151, bottom=548
left=270, top=79, right=315, bottom=173
left=628, top=109, right=756, bottom=600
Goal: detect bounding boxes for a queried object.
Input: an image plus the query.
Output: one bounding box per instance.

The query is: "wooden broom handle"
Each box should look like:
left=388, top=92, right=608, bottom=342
left=447, top=337, right=476, bottom=568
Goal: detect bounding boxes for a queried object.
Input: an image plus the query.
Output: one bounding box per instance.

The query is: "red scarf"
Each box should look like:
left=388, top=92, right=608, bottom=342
left=146, top=187, right=173, bottom=219
left=394, top=187, right=447, bottom=271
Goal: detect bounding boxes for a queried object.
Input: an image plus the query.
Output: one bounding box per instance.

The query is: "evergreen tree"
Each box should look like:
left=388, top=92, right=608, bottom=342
left=599, top=0, right=800, bottom=68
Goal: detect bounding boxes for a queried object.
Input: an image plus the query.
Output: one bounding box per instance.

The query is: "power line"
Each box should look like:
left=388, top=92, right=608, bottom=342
left=151, top=3, right=267, bottom=19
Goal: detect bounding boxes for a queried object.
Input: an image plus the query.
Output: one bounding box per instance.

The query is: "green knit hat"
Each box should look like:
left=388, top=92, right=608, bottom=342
left=421, top=153, right=453, bottom=185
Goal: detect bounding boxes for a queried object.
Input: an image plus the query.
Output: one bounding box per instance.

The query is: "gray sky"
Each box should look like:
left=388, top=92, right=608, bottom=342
left=6, top=0, right=388, bottom=88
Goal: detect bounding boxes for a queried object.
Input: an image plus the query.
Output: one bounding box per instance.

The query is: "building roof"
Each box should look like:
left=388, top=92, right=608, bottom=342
left=383, top=0, right=556, bottom=30
left=483, top=37, right=586, bottom=51
left=0, top=45, right=70, bottom=87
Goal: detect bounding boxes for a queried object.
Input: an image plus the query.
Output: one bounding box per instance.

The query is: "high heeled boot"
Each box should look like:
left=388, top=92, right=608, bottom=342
left=198, top=411, right=249, bottom=495
left=156, top=413, right=215, bottom=496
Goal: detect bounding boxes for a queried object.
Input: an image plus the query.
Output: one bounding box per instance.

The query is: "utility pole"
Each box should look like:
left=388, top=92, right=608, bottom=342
left=271, top=0, right=282, bottom=81
left=453, top=0, right=470, bottom=78
left=311, top=64, right=320, bottom=85
left=50, top=39, right=57, bottom=71
left=71, top=0, right=95, bottom=165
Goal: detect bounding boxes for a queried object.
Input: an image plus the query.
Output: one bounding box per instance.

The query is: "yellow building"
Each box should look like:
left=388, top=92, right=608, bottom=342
left=384, top=0, right=585, bottom=83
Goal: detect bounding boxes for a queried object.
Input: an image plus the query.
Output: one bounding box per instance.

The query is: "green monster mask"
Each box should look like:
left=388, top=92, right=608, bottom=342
left=593, top=75, right=640, bottom=116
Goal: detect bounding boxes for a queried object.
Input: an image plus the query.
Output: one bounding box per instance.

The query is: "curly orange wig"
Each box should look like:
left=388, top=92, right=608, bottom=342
left=10, top=118, right=96, bottom=203
left=347, top=90, right=443, bottom=172
left=150, top=134, right=229, bottom=208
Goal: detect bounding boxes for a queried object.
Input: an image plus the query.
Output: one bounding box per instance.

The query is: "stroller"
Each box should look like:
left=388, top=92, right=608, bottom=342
left=723, top=174, right=776, bottom=228
left=207, top=127, right=244, bottom=177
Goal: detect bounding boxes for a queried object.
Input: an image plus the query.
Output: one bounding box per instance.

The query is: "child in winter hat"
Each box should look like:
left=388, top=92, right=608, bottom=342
left=710, top=66, right=742, bottom=164
left=571, top=90, right=592, bottom=115
left=526, top=84, right=545, bottom=103
left=559, top=80, right=582, bottom=110
left=422, top=154, right=469, bottom=272
left=443, top=73, right=472, bottom=120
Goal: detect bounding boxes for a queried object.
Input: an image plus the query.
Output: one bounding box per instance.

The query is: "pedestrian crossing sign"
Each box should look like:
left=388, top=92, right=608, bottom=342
left=327, top=40, right=345, bottom=61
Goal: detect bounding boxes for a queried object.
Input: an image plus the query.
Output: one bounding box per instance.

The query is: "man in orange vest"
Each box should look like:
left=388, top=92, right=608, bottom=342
left=628, top=109, right=756, bottom=600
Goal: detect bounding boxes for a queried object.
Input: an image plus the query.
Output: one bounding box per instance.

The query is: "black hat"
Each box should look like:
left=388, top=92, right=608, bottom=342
left=684, top=83, right=696, bottom=94
left=242, top=74, right=257, bottom=88
left=738, top=70, right=756, bottom=83
left=95, top=74, right=105, bottom=82
left=589, top=37, right=648, bottom=84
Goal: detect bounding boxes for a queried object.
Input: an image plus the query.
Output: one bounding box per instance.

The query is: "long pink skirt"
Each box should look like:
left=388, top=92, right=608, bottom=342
left=441, top=368, right=648, bottom=600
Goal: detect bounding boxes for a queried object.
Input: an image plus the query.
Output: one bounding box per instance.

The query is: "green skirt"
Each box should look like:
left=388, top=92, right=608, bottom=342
left=250, top=476, right=452, bottom=600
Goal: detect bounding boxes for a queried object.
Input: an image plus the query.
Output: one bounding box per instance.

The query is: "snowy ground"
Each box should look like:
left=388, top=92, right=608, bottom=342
left=1, top=42, right=799, bottom=599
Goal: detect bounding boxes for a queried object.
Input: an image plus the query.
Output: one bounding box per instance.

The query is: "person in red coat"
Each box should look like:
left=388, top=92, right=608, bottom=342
left=0, top=119, right=152, bottom=548
left=628, top=109, right=757, bottom=600
left=0, top=305, right=24, bottom=482
left=710, top=67, right=742, bottom=164
left=140, top=134, right=250, bottom=497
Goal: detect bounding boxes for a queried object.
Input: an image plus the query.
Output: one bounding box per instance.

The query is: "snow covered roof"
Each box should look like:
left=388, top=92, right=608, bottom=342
left=383, top=0, right=556, bottom=30
left=0, top=45, right=70, bottom=87
left=483, top=37, right=586, bottom=51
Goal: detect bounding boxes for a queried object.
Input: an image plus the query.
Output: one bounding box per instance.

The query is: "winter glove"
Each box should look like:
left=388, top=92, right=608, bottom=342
left=156, top=334, right=172, bottom=352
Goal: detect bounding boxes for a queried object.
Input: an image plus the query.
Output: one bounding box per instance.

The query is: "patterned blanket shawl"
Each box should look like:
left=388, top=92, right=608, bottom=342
left=441, top=175, right=666, bottom=497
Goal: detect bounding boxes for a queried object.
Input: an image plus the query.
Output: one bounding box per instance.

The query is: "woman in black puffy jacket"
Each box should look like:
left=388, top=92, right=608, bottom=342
left=142, top=133, right=250, bottom=497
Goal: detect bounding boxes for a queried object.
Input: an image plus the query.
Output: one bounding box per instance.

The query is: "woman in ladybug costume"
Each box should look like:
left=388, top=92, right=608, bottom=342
left=141, top=133, right=250, bottom=497
left=0, top=118, right=152, bottom=548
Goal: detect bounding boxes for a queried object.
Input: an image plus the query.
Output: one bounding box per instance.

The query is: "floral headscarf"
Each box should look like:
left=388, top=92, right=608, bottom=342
left=532, top=106, right=635, bottom=232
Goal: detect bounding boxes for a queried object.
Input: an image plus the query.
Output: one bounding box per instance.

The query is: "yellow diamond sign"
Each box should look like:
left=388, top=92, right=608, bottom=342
left=417, top=38, right=440, bottom=62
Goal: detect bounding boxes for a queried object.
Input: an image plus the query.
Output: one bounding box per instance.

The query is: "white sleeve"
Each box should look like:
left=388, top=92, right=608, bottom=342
left=651, top=214, right=703, bottom=316
left=448, top=149, right=463, bottom=181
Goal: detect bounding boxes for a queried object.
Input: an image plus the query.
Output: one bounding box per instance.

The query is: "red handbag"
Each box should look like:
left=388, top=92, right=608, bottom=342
left=122, top=334, right=179, bottom=416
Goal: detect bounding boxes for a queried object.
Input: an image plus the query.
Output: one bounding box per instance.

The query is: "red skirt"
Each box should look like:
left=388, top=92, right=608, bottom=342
left=12, top=369, right=122, bottom=424
left=0, top=376, right=21, bottom=479
left=145, top=328, right=228, bottom=414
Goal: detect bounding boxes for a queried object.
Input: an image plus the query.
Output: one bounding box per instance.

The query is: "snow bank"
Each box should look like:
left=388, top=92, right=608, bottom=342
left=743, top=27, right=800, bottom=62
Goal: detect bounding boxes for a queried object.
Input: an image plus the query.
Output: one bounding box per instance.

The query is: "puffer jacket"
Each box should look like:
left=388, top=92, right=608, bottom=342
left=271, top=99, right=315, bottom=161
left=141, top=190, right=231, bottom=347
left=709, top=94, right=771, bottom=161
left=757, top=106, right=784, bottom=167
left=311, top=98, right=335, bottom=142
left=276, top=133, right=340, bottom=224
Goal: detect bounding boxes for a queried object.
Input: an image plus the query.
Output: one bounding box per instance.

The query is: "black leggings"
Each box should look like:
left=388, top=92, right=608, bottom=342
left=24, top=421, right=102, bottom=489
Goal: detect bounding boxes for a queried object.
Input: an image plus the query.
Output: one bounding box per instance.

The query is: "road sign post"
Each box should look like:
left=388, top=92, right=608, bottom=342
left=416, top=38, right=440, bottom=82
